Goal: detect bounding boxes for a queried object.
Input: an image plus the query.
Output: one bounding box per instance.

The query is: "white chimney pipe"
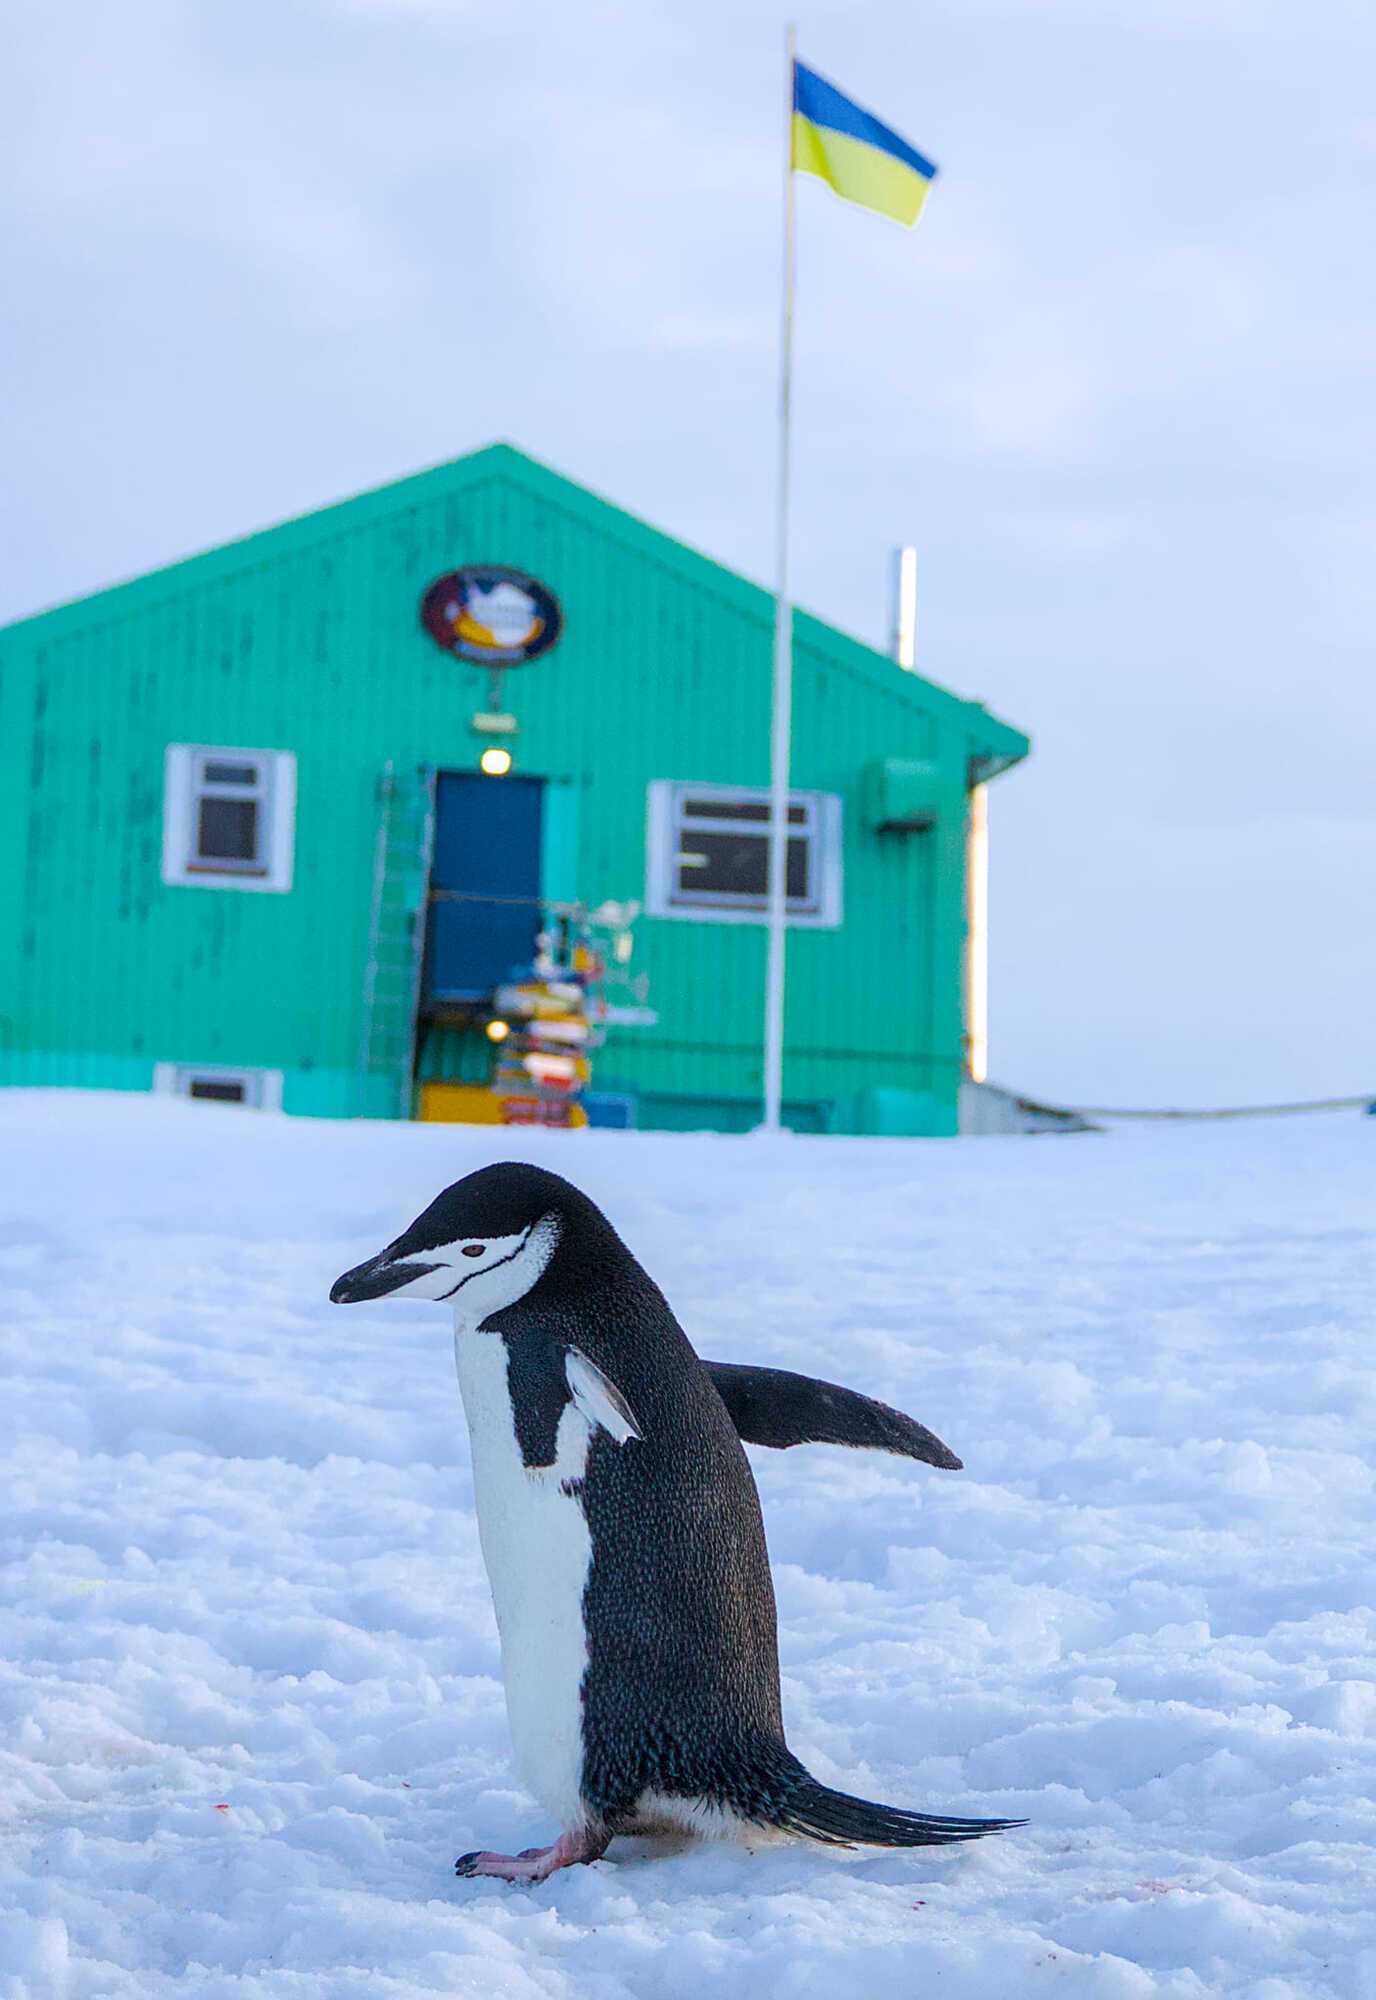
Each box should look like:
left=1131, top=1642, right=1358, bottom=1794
left=965, top=781, right=989, bottom=1083
left=890, top=546, right=918, bottom=671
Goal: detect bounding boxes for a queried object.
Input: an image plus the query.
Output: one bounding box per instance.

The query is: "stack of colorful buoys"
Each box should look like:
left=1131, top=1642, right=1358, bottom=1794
left=417, top=904, right=643, bottom=1128
left=489, top=946, right=599, bottom=1128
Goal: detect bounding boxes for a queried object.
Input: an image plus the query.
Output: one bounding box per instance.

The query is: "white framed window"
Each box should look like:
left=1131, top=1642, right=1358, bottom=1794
left=162, top=744, right=296, bottom=893
left=152, top=1062, right=284, bottom=1110
left=645, top=781, right=843, bottom=927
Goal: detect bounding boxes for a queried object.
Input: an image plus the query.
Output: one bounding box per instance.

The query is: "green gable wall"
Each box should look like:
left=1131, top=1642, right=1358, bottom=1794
left=0, top=445, right=1029, bottom=1133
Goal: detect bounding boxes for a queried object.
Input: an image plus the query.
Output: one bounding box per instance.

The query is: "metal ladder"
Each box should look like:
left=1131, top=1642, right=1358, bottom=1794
left=359, top=761, right=435, bottom=1117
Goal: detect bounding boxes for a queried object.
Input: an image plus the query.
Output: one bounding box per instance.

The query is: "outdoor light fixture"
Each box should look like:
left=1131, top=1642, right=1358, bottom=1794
left=479, top=746, right=513, bottom=777
left=485, top=1018, right=511, bottom=1043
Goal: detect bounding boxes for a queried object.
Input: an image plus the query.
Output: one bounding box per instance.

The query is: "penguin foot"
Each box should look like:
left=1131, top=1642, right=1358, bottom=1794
left=455, top=1825, right=609, bottom=1884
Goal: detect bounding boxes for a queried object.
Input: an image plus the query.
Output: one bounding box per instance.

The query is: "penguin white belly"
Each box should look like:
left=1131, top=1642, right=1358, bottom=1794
left=454, top=1329, right=593, bottom=1829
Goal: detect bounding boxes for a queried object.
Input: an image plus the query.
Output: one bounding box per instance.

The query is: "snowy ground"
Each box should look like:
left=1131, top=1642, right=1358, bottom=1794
left=2, top=1092, right=1374, bottom=1999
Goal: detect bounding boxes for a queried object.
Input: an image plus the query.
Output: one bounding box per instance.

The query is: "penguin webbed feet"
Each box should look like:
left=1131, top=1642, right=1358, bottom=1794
left=455, top=1824, right=610, bottom=1885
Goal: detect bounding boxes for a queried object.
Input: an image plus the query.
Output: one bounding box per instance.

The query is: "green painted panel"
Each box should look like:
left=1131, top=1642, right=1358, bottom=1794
left=416, top=1021, right=494, bottom=1084
left=0, top=1047, right=372, bottom=1119
left=539, top=776, right=580, bottom=905
left=632, top=1090, right=831, bottom=1137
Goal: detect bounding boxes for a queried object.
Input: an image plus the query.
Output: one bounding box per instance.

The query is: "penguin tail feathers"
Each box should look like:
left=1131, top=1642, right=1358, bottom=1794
left=770, top=1776, right=1025, bottom=1850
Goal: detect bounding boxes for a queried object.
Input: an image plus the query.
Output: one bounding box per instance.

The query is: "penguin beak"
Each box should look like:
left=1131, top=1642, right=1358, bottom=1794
left=329, top=1248, right=443, bottom=1304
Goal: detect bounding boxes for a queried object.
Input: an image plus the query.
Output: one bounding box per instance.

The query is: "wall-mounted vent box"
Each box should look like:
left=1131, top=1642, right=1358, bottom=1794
left=864, top=758, right=942, bottom=833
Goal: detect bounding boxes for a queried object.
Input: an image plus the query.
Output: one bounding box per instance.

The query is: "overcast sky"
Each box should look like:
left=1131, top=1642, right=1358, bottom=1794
left=5, top=1, right=1374, bottom=1107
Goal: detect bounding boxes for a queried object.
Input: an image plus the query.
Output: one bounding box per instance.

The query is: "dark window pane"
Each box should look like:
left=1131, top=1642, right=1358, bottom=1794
left=675, top=830, right=810, bottom=902
left=681, top=798, right=806, bottom=825
left=197, top=796, right=259, bottom=862
left=202, top=760, right=260, bottom=787
left=189, top=1079, right=246, bottom=1102
left=785, top=835, right=809, bottom=900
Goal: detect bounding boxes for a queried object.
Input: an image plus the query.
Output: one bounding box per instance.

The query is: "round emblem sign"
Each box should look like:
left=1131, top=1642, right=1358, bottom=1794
left=420, top=565, right=563, bottom=666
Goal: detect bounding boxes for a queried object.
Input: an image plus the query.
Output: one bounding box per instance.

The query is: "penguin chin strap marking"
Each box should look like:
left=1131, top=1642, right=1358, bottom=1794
left=447, top=1212, right=564, bottom=1325
left=564, top=1348, right=642, bottom=1445
left=437, top=1227, right=534, bottom=1303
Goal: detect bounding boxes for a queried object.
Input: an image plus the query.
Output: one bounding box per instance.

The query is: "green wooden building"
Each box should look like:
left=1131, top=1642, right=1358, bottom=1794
left=0, top=444, right=1029, bottom=1135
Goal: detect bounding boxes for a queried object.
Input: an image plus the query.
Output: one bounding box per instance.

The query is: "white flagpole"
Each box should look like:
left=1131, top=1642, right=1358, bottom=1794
left=762, top=21, right=797, bottom=1133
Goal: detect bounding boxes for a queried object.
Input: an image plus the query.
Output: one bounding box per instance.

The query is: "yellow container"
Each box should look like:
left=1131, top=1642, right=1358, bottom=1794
left=418, top=1081, right=589, bottom=1129
left=417, top=1082, right=507, bottom=1124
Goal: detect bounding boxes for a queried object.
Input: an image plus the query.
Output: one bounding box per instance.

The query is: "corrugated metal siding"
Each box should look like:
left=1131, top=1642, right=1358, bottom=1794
left=0, top=445, right=1029, bottom=1129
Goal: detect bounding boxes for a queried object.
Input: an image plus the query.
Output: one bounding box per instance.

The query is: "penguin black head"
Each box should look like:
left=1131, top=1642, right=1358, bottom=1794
left=329, top=1161, right=607, bottom=1313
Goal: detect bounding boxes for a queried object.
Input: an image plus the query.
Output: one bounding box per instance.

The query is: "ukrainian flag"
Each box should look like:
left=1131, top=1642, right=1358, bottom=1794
left=792, top=61, right=937, bottom=228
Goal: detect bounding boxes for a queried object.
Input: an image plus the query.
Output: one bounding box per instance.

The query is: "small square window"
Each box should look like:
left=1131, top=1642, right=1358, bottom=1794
left=201, top=761, right=260, bottom=787
left=646, top=782, right=842, bottom=927
left=675, top=827, right=811, bottom=904
left=162, top=745, right=296, bottom=893
left=188, top=1077, right=247, bottom=1103
left=196, top=794, right=261, bottom=867
left=680, top=799, right=807, bottom=825
left=186, top=749, right=268, bottom=876
left=153, top=1063, right=283, bottom=1110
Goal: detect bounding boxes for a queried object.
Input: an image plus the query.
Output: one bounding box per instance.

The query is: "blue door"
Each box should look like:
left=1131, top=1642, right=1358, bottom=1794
left=424, top=773, right=544, bottom=1004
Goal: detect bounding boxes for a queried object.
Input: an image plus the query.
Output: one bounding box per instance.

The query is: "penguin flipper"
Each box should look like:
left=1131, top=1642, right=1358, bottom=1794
left=565, top=1346, right=642, bottom=1445
left=701, top=1360, right=962, bottom=1470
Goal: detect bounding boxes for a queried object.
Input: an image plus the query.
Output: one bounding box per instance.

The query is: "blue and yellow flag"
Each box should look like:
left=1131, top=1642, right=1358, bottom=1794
left=792, top=61, right=937, bottom=228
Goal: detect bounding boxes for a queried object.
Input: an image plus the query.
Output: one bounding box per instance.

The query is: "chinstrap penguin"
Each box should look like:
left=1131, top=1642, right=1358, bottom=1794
left=331, top=1161, right=1022, bottom=1882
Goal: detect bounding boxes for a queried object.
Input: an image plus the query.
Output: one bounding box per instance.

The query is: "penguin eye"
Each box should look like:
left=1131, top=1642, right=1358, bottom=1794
left=460, top=1244, right=485, bottom=1259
